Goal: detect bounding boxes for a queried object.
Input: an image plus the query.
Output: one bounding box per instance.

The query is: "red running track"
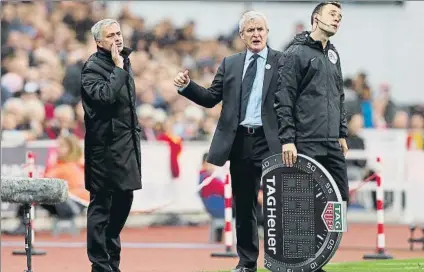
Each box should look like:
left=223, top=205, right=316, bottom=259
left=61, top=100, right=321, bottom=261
left=1, top=223, right=422, bottom=272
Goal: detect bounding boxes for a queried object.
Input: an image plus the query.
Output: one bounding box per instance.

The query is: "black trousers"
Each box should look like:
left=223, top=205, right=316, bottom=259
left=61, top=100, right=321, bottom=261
left=87, top=190, right=134, bottom=272
left=296, top=141, right=350, bottom=202
left=229, top=127, right=271, bottom=269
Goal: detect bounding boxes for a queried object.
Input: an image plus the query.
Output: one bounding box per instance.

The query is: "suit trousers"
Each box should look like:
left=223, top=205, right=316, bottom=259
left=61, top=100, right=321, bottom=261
left=229, top=127, right=271, bottom=269
left=296, top=141, right=350, bottom=202
left=87, top=190, right=134, bottom=272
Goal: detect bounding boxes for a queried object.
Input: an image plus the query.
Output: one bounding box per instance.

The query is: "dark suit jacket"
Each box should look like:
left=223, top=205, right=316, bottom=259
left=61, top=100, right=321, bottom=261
left=178, top=47, right=282, bottom=166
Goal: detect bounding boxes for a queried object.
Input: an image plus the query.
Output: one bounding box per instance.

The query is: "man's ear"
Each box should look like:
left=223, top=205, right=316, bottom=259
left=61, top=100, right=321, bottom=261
left=312, top=15, right=319, bottom=27
left=239, top=31, right=244, bottom=40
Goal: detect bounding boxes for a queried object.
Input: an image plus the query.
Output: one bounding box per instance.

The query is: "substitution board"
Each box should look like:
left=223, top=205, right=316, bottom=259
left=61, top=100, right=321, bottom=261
left=262, top=154, right=347, bottom=272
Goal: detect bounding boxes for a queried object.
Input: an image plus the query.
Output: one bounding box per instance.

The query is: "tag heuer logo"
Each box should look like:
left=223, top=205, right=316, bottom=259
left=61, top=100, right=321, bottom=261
left=262, top=153, right=346, bottom=272
left=322, top=202, right=347, bottom=232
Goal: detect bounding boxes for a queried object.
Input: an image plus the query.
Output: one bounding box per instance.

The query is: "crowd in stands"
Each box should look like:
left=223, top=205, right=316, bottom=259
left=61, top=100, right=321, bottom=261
left=1, top=1, right=423, bottom=149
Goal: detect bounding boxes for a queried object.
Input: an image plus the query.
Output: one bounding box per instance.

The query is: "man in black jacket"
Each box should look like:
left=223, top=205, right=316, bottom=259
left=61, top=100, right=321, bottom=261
left=275, top=1, right=349, bottom=207
left=81, top=19, right=142, bottom=272
left=174, top=11, right=281, bottom=272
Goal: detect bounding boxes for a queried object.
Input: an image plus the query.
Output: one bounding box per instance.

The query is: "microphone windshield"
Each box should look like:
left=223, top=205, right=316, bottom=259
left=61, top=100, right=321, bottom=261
left=1, top=177, right=69, bottom=205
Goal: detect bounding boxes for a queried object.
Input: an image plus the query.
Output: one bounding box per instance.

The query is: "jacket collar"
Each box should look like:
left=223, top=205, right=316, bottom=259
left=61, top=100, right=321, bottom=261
left=96, top=46, right=133, bottom=63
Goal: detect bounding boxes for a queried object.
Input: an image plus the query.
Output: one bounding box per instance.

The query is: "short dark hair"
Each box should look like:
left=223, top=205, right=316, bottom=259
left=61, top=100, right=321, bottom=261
left=311, top=1, right=342, bottom=25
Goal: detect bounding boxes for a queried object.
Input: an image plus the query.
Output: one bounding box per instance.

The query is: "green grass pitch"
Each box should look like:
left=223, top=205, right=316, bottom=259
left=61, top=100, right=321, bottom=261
left=212, top=258, right=424, bottom=272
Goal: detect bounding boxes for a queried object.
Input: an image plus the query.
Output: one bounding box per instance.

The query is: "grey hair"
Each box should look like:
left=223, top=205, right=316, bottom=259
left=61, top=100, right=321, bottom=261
left=238, top=11, right=269, bottom=33
left=91, top=19, right=120, bottom=41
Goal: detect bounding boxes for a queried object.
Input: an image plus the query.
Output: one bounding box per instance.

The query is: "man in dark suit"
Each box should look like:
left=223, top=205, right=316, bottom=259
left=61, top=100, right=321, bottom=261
left=174, top=11, right=281, bottom=272
left=81, top=19, right=142, bottom=272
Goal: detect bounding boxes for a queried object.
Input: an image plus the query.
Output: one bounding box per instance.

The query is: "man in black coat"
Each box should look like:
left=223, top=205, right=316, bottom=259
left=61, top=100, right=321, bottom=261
left=174, top=11, right=281, bottom=272
left=275, top=3, right=348, bottom=271
left=275, top=0, right=349, bottom=221
left=81, top=19, right=142, bottom=272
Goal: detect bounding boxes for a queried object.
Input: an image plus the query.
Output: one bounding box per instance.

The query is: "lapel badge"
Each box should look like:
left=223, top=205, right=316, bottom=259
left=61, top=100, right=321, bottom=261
left=265, top=64, right=271, bottom=70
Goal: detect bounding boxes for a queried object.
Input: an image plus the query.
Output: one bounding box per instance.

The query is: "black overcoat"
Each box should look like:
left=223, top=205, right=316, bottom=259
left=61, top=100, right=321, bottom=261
left=80, top=46, right=142, bottom=192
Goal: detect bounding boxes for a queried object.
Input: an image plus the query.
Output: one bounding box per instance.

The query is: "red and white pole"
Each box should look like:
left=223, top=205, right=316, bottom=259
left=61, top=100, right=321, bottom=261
left=375, top=157, right=385, bottom=253
left=363, top=157, right=393, bottom=259
left=224, top=174, right=233, bottom=252
left=211, top=172, right=238, bottom=258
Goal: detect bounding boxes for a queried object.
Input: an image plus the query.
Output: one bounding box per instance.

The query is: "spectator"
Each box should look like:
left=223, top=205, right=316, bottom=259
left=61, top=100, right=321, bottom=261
left=44, top=134, right=88, bottom=204
left=408, top=113, right=424, bottom=150
left=45, top=104, right=76, bottom=139
left=2, top=97, right=26, bottom=129
left=22, top=98, right=48, bottom=139
left=346, top=114, right=367, bottom=181
left=182, top=105, right=204, bottom=141
left=359, top=87, right=374, bottom=128
left=343, top=78, right=362, bottom=120
left=136, top=104, right=157, bottom=141
left=392, top=110, right=409, bottom=129
left=72, top=100, right=85, bottom=139
left=19, top=81, right=41, bottom=101
left=198, top=152, right=225, bottom=199
left=62, top=49, right=85, bottom=100
left=377, top=83, right=397, bottom=126
left=157, top=117, right=183, bottom=179
left=1, top=72, right=24, bottom=97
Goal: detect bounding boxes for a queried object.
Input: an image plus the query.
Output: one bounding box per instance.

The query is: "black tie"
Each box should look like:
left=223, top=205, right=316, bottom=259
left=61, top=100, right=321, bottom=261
left=240, top=54, right=259, bottom=122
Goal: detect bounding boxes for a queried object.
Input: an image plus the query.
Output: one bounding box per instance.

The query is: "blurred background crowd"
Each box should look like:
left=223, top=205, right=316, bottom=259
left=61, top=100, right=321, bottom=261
left=1, top=1, right=423, bottom=149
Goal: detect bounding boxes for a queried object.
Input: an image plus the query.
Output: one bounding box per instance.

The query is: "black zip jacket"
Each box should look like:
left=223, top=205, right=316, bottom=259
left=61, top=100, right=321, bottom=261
left=274, top=31, right=348, bottom=145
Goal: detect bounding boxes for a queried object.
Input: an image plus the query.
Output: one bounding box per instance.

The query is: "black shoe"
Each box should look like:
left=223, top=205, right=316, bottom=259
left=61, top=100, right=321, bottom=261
left=231, top=267, right=257, bottom=272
